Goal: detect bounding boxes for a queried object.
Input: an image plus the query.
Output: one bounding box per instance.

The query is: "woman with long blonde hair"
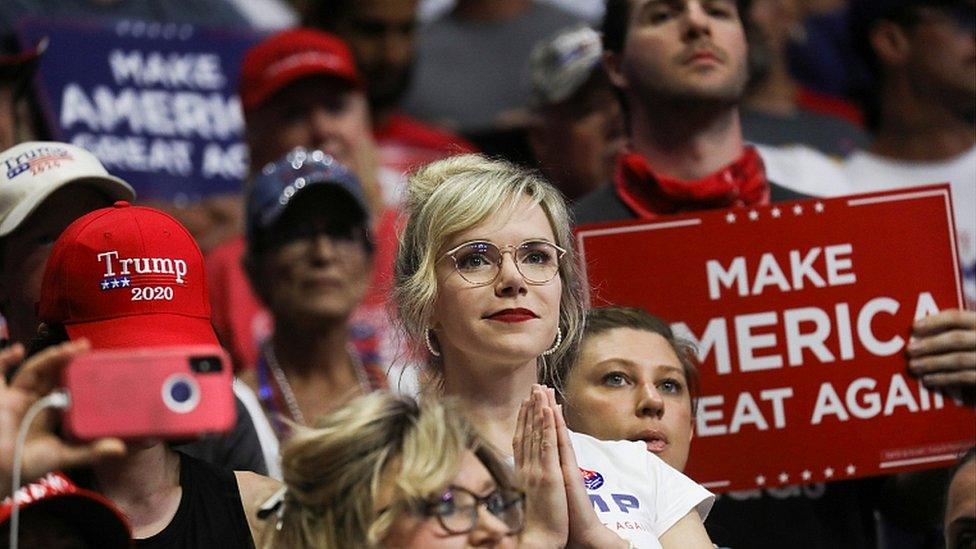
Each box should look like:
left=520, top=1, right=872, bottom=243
left=393, top=154, right=714, bottom=548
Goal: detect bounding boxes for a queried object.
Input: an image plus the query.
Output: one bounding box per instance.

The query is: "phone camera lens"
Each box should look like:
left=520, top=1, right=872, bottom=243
left=170, top=380, right=193, bottom=403
left=162, top=374, right=200, bottom=413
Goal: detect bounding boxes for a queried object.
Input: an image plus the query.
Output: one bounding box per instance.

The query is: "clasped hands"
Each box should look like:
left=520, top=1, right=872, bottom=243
left=513, top=384, right=628, bottom=549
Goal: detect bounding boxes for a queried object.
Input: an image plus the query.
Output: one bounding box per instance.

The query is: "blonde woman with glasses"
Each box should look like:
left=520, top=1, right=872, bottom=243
left=393, top=154, right=714, bottom=548
left=259, top=392, right=525, bottom=548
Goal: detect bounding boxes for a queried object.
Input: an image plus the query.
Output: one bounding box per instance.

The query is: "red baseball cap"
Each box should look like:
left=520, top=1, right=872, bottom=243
left=239, top=28, right=363, bottom=113
left=38, top=201, right=218, bottom=349
left=1, top=472, right=131, bottom=548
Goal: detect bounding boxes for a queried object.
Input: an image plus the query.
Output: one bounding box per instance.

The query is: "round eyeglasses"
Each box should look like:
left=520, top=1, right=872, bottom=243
left=440, top=240, right=566, bottom=286
left=423, top=486, right=525, bottom=536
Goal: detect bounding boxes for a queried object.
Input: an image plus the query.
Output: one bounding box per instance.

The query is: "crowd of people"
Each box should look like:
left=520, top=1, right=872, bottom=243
left=0, top=0, right=973, bottom=548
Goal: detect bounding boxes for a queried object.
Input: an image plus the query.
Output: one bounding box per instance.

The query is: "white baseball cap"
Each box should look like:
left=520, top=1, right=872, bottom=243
left=530, top=25, right=604, bottom=107
left=0, top=141, right=134, bottom=237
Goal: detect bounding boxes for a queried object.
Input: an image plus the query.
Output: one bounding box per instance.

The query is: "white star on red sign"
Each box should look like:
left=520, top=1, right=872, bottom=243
left=748, top=210, right=759, bottom=221
left=814, top=202, right=825, bottom=213
left=846, top=464, right=856, bottom=475
left=824, top=467, right=834, bottom=478
left=801, top=470, right=812, bottom=481
left=755, top=475, right=766, bottom=486
left=792, top=204, right=804, bottom=215
left=725, top=212, right=737, bottom=223
left=778, top=472, right=790, bottom=484
left=771, top=207, right=781, bottom=218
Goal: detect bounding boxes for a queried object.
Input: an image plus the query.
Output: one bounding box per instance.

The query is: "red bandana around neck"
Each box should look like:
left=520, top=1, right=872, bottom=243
left=614, top=146, right=770, bottom=219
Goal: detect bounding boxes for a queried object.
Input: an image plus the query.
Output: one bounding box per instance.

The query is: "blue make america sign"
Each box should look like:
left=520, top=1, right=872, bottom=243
left=19, top=18, right=262, bottom=201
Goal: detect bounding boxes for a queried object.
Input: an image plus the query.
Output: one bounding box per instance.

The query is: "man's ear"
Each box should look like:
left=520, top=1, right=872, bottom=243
left=603, top=50, right=629, bottom=90
left=869, top=20, right=912, bottom=69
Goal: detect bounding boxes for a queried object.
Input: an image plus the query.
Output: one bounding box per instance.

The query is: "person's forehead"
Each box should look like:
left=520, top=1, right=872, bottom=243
left=448, top=200, right=555, bottom=246
left=451, top=451, right=497, bottom=494
left=583, top=328, right=683, bottom=368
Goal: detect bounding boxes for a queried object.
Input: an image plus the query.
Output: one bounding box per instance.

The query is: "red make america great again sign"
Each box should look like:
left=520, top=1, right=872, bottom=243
left=575, top=184, right=975, bottom=493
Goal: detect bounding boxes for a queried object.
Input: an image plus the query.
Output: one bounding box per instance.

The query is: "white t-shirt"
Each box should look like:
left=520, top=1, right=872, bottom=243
left=233, top=378, right=281, bottom=480
left=569, top=431, right=714, bottom=548
left=844, top=146, right=976, bottom=308
left=755, top=144, right=851, bottom=198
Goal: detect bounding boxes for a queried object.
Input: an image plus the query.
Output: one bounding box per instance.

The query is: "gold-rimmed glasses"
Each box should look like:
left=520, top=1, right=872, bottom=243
left=440, top=240, right=566, bottom=286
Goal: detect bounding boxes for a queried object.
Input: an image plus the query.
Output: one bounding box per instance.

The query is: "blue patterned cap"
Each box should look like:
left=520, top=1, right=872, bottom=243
left=245, top=147, right=368, bottom=245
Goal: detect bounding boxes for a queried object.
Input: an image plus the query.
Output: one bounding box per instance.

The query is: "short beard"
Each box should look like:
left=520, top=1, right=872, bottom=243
left=627, top=60, right=748, bottom=120
left=634, top=78, right=745, bottom=118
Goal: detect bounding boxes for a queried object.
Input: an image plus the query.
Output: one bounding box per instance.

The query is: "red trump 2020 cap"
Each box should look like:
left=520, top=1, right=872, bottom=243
left=38, top=201, right=218, bottom=349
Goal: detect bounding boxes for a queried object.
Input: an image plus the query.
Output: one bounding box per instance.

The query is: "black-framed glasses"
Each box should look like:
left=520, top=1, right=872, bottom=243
left=422, top=485, right=525, bottom=535
left=440, top=240, right=566, bottom=286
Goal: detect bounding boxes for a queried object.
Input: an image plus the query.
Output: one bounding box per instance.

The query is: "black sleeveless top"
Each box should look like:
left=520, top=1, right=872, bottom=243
left=136, top=452, right=254, bottom=548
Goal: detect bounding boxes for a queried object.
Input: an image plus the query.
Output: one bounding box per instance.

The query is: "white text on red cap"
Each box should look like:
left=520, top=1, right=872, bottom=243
left=97, top=250, right=188, bottom=284
left=2, top=473, right=74, bottom=507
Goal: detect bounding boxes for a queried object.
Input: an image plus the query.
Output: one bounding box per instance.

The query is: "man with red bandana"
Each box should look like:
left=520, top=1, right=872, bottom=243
left=573, top=0, right=818, bottom=225
left=571, top=1, right=914, bottom=548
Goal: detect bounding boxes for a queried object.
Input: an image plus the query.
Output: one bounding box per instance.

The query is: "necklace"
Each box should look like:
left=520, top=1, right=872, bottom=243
left=261, top=342, right=373, bottom=427
left=264, top=345, right=307, bottom=426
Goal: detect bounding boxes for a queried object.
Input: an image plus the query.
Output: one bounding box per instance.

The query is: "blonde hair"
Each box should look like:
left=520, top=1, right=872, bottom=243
left=393, top=154, right=586, bottom=387
left=261, top=392, right=512, bottom=548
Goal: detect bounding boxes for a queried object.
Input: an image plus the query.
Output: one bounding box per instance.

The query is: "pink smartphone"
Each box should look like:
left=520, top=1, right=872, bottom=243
left=62, top=345, right=235, bottom=441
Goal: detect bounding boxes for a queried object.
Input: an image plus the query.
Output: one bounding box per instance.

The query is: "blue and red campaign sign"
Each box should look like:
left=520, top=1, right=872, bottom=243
left=576, top=184, right=975, bottom=493
left=18, top=18, right=262, bottom=201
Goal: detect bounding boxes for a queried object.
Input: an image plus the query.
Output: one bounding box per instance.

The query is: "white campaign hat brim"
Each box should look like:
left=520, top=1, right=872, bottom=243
left=0, top=175, right=134, bottom=237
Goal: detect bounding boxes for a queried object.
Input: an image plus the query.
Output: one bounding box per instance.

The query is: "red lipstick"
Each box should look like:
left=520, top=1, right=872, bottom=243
left=485, top=308, right=538, bottom=323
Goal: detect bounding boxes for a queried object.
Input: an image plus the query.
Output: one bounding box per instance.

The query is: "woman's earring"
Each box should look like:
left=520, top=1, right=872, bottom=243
left=541, top=326, right=563, bottom=357
left=425, top=327, right=441, bottom=357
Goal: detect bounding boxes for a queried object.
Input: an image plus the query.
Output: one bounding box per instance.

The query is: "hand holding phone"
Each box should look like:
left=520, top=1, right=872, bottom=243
left=1, top=341, right=127, bottom=495
left=62, top=345, right=235, bottom=441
